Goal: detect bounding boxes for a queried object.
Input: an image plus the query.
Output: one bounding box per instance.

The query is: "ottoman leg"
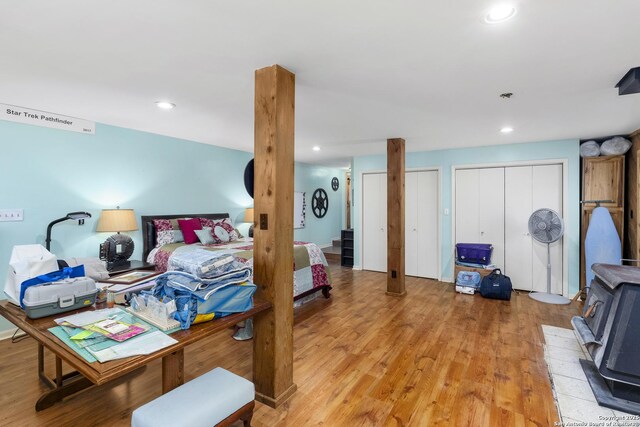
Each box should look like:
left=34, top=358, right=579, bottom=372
left=240, top=401, right=255, bottom=427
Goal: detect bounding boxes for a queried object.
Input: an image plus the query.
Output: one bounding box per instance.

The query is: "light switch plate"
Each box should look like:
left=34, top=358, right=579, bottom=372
left=0, top=209, right=24, bottom=222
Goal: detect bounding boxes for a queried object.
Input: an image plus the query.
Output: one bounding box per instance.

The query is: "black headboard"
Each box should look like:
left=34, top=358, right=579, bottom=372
left=141, top=213, right=230, bottom=261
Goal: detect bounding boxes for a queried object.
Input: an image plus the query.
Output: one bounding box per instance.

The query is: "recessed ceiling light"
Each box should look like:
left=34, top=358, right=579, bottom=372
left=312, top=146, right=321, bottom=152
left=485, top=5, right=517, bottom=24
left=155, top=101, right=176, bottom=110
left=500, top=127, right=514, bottom=133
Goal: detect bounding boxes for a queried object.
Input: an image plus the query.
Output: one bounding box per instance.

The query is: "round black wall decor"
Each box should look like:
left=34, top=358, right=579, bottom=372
left=243, top=159, right=254, bottom=198
left=312, top=188, right=329, bottom=218
left=331, top=177, right=339, bottom=191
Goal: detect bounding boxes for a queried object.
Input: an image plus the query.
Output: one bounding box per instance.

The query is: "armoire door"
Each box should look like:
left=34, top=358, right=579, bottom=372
left=362, top=173, right=387, bottom=272
left=455, top=168, right=505, bottom=270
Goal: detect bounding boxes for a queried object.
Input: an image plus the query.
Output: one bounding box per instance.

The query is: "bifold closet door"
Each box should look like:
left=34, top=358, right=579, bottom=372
left=504, top=164, right=563, bottom=292
left=362, top=173, right=387, bottom=272
left=405, top=170, right=439, bottom=278
left=405, top=172, right=419, bottom=276
left=416, top=171, right=438, bottom=278
left=532, top=164, right=563, bottom=293
left=455, top=168, right=505, bottom=270
left=504, top=166, right=534, bottom=290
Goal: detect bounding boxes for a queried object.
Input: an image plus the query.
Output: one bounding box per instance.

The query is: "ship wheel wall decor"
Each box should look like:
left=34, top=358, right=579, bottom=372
left=312, top=188, right=329, bottom=218
left=331, top=177, right=339, bottom=191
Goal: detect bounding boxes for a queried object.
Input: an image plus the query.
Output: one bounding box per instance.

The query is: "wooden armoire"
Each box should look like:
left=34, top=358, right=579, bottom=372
left=581, top=155, right=625, bottom=290
left=624, top=129, right=640, bottom=264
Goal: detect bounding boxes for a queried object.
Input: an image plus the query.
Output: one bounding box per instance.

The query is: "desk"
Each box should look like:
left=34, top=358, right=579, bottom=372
left=0, top=300, right=270, bottom=411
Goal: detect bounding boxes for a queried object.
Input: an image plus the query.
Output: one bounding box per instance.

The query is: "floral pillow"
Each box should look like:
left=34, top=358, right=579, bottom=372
left=153, top=219, right=186, bottom=247
left=198, top=217, right=239, bottom=243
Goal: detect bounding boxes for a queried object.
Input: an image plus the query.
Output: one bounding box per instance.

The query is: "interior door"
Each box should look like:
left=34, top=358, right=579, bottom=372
left=505, top=166, right=533, bottom=290
left=456, top=168, right=505, bottom=270
left=405, top=172, right=418, bottom=276
left=455, top=169, right=482, bottom=243
left=477, top=168, right=505, bottom=270
left=417, top=170, right=439, bottom=278
left=532, top=164, right=563, bottom=294
left=362, top=173, right=386, bottom=272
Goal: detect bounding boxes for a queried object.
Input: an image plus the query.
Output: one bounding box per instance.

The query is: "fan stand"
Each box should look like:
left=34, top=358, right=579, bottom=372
left=529, top=242, right=571, bottom=305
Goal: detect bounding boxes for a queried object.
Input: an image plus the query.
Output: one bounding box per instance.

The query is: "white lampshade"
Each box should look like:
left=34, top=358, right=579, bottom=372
left=96, top=209, right=138, bottom=232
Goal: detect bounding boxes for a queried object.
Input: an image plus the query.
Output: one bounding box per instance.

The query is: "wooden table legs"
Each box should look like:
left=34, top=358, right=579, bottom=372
left=162, top=348, right=184, bottom=393
left=36, top=343, right=94, bottom=411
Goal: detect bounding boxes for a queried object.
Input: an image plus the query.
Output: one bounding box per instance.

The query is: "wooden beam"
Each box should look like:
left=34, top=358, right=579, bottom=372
left=252, top=64, right=297, bottom=408
left=387, top=138, right=406, bottom=296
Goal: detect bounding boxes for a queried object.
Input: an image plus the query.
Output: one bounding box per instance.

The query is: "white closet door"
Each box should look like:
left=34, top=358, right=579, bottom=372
left=405, top=172, right=419, bottom=276
left=417, top=170, right=439, bottom=278
left=363, top=174, right=381, bottom=271
left=455, top=169, right=481, bottom=243
left=532, top=164, right=563, bottom=294
left=362, top=173, right=387, bottom=272
left=456, top=168, right=504, bottom=270
left=477, top=168, right=505, bottom=270
left=504, top=166, right=533, bottom=290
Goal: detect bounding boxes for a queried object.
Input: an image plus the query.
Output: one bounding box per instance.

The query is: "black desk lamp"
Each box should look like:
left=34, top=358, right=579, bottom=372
left=45, top=211, right=92, bottom=251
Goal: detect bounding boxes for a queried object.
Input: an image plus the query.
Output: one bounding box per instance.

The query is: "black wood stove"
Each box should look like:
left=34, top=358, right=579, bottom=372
left=572, top=263, right=640, bottom=415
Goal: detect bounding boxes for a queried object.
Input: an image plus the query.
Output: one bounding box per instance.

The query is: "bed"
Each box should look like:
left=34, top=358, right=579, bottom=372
left=141, top=213, right=332, bottom=302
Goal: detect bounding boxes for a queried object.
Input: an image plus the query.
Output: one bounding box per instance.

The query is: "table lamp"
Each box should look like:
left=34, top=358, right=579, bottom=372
left=96, top=208, right=138, bottom=270
left=244, top=208, right=254, bottom=238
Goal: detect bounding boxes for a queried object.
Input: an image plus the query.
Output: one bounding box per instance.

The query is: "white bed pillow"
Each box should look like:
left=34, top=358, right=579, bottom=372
left=195, top=227, right=215, bottom=244
left=213, top=225, right=231, bottom=243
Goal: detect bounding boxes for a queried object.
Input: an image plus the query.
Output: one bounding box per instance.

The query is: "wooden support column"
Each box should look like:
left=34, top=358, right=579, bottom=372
left=387, top=138, right=406, bottom=296
left=252, top=64, right=297, bottom=408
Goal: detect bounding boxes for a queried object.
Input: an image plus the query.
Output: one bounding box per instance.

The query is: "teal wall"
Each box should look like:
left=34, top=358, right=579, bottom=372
left=293, top=162, right=343, bottom=245
left=0, top=120, right=341, bottom=334
left=352, top=139, right=581, bottom=294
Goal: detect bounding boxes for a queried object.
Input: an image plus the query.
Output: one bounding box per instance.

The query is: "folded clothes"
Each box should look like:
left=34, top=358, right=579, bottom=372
left=168, top=248, right=245, bottom=280
left=150, top=270, right=255, bottom=330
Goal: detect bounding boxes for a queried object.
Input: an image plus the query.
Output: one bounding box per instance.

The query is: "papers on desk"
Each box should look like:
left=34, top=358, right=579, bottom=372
left=88, top=331, right=177, bottom=362
left=50, top=308, right=178, bottom=363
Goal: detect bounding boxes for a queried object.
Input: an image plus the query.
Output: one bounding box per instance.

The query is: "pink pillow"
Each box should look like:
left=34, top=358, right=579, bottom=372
left=177, top=218, right=202, bottom=244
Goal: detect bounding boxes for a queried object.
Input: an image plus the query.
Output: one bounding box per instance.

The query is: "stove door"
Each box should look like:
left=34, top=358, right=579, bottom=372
left=602, top=286, right=640, bottom=382
left=583, top=280, right=614, bottom=342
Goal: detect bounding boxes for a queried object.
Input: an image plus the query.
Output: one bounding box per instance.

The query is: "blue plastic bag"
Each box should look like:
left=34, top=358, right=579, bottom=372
left=456, top=271, right=481, bottom=289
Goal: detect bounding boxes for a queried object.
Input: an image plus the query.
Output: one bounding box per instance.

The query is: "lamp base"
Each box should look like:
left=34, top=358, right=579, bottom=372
left=100, top=233, right=135, bottom=271
left=106, top=259, right=131, bottom=272
left=248, top=225, right=254, bottom=238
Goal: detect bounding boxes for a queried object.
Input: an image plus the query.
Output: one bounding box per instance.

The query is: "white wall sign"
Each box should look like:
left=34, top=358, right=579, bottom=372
left=0, top=103, right=95, bottom=134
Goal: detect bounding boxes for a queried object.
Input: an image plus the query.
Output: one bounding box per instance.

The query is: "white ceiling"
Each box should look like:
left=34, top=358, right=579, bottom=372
left=2, top=1, right=640, bottom=167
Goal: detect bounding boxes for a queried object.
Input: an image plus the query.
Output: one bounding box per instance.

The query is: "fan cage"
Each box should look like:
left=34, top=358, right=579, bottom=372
left=528, top=208, right=564, bottom=243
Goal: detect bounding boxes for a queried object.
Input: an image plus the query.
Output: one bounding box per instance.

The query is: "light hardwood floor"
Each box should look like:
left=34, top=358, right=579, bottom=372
left=0, top=263, right=580, bottom=426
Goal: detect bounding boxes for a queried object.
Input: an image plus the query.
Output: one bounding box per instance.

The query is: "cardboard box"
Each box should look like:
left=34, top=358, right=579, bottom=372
left=454, top=264, right=493, bottom=279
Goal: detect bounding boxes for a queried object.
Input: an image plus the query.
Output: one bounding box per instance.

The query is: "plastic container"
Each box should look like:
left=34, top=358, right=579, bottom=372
left=456, top=243, right=493, bottom=266
left=22, top=277, right=97, bottom=319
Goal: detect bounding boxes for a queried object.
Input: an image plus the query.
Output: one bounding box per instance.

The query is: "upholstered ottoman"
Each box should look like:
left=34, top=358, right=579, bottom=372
left=131, top=367, right=255, bottom=427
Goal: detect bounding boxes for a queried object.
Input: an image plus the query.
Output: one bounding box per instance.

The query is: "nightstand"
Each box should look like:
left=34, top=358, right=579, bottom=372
left=107, top=260, right=156, bottom=277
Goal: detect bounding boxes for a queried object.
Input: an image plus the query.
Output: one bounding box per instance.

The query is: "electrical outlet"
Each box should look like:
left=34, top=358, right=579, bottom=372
left=0, top=209, right=24, bottom=222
